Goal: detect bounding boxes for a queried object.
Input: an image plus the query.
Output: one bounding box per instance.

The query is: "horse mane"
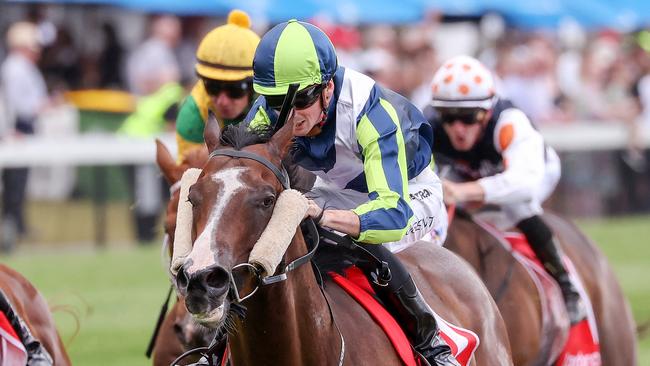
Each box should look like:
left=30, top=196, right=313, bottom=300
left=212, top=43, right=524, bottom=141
left=219, top=123, right=274, bottom=150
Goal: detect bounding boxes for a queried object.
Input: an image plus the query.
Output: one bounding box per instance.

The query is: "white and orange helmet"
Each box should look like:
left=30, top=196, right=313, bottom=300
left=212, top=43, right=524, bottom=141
left=430, top=55, right=496, bottom=110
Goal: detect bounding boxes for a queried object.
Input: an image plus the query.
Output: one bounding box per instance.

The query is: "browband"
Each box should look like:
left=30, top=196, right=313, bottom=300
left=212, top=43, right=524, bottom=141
left=209, top=149, right=290, bottom=190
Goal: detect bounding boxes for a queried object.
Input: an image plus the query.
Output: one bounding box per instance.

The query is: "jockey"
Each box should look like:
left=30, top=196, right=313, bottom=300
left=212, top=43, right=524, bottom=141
left=426, top=55, right=586, bottom=324
left=175, top=10, right=260, bottom=162
left=245, top=20, right=458, bottom=366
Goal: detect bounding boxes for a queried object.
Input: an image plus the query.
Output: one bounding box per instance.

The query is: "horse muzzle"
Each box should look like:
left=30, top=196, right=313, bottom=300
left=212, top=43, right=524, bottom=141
left=177, top=264, right=231, bottom=327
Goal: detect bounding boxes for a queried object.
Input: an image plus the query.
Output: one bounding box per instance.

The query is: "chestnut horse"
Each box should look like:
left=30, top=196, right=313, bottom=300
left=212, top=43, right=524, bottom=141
left=0, top=264, right=71, bottom=365
left=444, top=209, right=637, bottom=365
left=170, top=119, right=512, bottom=365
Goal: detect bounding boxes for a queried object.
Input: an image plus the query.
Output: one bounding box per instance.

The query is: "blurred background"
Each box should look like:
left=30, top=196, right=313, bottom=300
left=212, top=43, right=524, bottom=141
left=0, top=0, right=648, bottom=365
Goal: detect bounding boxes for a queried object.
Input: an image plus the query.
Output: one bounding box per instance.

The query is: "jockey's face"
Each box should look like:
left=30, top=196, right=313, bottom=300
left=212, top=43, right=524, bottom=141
left=441, top=109, right=490, bottom=151
left=289, top=79, right=335, bottom=137
left=204, top=79, right=251, bottom=120
left=210, top=92, right=249, bottom=120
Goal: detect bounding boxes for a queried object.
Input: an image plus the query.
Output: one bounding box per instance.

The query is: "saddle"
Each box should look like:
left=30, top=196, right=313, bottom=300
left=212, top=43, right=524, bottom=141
left=313, top=229, right=479, bottom=366
left=502, top=232, right=601, bottom=366
left=471, top=216, right=601, bottom=366
left=329, top=266, right=479, bottom=366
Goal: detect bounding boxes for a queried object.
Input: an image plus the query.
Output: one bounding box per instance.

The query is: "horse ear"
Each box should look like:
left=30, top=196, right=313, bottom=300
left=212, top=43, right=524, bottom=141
left=204, top=110, right=222, bottom=153
left=185, top=144, right=209, bottom=169
left=269, top=119, right=295, bottom=159
left=155, top=139, right=182, bottom=184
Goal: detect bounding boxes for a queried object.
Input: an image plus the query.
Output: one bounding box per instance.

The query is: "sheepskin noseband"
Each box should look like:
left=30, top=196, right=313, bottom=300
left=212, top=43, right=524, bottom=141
left=170, top=168, right=201, bottom=276
left=248, top=189, right=308, bottom=276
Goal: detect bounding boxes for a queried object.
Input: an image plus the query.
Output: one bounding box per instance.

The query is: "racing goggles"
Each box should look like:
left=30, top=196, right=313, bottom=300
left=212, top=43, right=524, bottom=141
left=203, top=78, right=252, bottom=99
left=436, top=107, right=485, bottom=126
left=265, top=83, right=326, bottom=111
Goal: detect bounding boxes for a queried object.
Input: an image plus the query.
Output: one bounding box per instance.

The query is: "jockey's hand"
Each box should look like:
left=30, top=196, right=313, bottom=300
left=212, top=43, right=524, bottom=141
left=442, top=180, right=486, bottom=205
left=305, top=200, right=324, bottom=223
left=442, top=180, right=461, bottom=205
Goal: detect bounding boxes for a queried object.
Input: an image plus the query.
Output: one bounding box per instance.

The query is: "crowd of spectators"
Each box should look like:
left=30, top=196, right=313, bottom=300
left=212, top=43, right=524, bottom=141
left=2, top=8, right=649, bottom=129
left=1, top=4, right=649, bottom=247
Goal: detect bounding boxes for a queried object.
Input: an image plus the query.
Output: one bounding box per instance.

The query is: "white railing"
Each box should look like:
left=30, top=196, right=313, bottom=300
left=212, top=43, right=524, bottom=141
left=0, top=123, right=649, bottom=168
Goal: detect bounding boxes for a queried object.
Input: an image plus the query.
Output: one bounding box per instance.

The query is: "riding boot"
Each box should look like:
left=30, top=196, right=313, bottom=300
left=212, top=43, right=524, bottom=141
left=0, top=291, right=53, bottom=365
left=517, top=215, right=587, bottom=324
left=386, top=276, right=460, bottom=366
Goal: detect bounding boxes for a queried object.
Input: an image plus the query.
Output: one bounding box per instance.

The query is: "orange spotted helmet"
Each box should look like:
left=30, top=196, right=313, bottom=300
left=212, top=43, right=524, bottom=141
left=430, top=55, right=496, bottom=110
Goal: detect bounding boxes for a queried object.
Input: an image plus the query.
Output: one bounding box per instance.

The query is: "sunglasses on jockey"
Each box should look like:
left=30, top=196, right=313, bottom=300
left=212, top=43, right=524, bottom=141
left=203, top=78, right=253, bottom=99
left=265, top=83, right=327, bottom=111
left=435, top=107, right=487, bottom=126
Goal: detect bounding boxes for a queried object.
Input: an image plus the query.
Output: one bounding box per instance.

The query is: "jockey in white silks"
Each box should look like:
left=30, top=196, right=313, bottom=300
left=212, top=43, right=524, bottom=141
left=424, top=55, right=586, bottom=325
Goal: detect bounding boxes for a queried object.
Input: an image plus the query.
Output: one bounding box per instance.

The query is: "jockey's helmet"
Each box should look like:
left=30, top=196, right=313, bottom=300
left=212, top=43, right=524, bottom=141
left=252, top=19, right=338, bottom=97
left=195, top=10, right=260, bottom=81
left=430, top=55, right=496, bottom=110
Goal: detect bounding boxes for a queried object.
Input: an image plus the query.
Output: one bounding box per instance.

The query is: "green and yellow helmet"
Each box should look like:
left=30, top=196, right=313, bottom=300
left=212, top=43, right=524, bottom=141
left=252, top=19, right=338, bottom=96
left=195, top=10, right=260, bottom=81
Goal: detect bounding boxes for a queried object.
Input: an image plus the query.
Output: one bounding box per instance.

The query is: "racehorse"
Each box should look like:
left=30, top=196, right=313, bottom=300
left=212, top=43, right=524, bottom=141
left=0, top=264, right=71, bottom=365
left=170, top=118, right=513, bottom=365
left=444, top=209, right=637, bottom=365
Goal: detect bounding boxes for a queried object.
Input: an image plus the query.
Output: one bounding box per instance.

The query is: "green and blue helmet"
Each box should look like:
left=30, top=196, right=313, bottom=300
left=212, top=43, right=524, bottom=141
left=253, top=19, right=338, bottom=96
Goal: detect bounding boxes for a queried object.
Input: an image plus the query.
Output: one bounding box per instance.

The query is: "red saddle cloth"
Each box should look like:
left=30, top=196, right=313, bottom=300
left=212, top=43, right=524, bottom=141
left=503, top=233, right=601, bottom=366
left=0, top=311, right=27, bottom=366
left=329, top=266, right=479, bottom=366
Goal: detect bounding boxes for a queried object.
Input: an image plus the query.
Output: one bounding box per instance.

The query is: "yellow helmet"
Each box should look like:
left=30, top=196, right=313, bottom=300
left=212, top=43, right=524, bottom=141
left=195, top=10, right=260, bottom=81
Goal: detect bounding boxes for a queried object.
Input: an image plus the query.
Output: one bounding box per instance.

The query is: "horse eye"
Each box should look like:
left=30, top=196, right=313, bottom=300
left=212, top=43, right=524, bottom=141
left=187, top=189, right=201, bottom=207
left=261, top=196, right=275, bottom=208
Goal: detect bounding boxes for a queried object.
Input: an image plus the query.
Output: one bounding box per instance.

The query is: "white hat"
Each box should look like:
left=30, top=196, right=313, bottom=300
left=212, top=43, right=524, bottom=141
left=6, top=22, right=41, bottom=52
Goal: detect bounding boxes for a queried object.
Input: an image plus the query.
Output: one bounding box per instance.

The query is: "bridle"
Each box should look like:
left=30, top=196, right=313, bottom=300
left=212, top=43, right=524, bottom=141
left=202, top=147, right=344, bottom=366
left=207, top=148, right=320, bottom=303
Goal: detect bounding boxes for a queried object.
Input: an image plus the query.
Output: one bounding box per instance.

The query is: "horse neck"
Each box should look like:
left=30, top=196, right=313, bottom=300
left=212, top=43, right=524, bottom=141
left=229, top=231, right=340, bottom=365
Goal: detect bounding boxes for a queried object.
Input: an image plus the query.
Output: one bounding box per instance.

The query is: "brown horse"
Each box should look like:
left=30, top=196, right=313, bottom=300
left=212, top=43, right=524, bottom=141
left=0, top=264, right=71, bottom=365
left=151, top=141, right=215, bottom=366
left=444, top=209, right=637, bottom=365
left=171, top=119, right=513, bottom=365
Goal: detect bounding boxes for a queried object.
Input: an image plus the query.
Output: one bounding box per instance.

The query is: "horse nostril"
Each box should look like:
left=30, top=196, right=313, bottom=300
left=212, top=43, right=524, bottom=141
left=176, top=266, right=189, bottom=293
left=205, top=266, right=229, bottom=291
left=173, top=323, right=184, bottom=339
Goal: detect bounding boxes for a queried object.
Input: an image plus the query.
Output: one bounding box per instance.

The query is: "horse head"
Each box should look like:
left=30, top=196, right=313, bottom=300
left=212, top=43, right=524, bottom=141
left=171, top=117, right=306, bottom=329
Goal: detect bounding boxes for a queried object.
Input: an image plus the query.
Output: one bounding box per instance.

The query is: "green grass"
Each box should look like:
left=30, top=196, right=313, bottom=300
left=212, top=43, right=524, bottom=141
left=1, top=215, right=649, bottom=365
left=2, top=246, right=170, bottom=365
left=578, top=215, right=650, bottom=364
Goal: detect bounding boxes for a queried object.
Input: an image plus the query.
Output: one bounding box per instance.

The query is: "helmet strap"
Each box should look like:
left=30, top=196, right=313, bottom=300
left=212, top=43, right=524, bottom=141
left=476, top=109, right=493, bottom=140
left=318, top=87, right=328, bottom=127
left=305, top=84, right=330, bottom=137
